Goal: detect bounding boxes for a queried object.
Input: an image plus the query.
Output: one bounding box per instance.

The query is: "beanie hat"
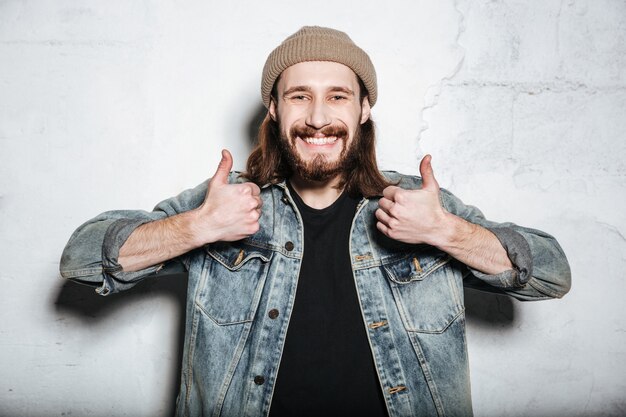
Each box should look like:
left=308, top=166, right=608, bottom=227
left=261, top=26, right=377, bottom=108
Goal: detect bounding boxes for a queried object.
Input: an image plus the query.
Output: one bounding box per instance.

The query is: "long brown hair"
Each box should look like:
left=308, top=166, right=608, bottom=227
left=243, top=113, right=393, bottom=198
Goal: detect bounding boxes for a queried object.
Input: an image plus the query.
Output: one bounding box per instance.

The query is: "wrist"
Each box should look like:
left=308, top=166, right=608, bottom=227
left=180, top=209, right=212, bottom=248
left=431, top=212, right=475, bottom=251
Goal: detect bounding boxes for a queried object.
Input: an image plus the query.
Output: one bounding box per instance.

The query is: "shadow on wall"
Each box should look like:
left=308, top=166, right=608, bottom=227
left=53, top=273, right=189, bottom=416
left=464, top=288, right=516, bottom=328
left=247, top=104, right=267, bottom=148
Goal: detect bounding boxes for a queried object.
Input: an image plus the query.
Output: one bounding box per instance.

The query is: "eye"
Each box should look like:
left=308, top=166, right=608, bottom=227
left=331, top=95, right=347, bottom=101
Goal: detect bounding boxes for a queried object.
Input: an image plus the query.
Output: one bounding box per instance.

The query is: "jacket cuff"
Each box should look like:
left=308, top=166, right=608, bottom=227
left=468, top=227, right=533, bottom=288
left=98, top=218, right=161, bottom=295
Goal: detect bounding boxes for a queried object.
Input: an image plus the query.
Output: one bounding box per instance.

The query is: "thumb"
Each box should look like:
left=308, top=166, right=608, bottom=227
left=419, top=154, right=440, bottom=191
left=211, top=149, right=233, bottom=185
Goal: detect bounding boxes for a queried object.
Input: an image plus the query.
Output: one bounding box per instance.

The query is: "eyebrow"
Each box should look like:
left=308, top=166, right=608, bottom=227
left=282, top=86, right=356, bottom=96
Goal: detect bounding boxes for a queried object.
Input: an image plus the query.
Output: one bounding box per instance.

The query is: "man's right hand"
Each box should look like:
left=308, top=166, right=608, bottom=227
left=119, top=149, right=261, bottom=272
left=192, top=149, right=262, bottom=244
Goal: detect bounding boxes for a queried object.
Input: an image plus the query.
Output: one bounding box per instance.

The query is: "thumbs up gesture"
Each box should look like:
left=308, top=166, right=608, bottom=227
left=375, top=155, right=448, bottom=246
left=194, top=149, right=262, bottom=244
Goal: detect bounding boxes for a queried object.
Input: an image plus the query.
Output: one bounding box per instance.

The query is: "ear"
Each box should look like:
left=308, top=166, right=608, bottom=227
left=269, top=98, right=278, bottom=122
left=360, top=96, right=371, bottom=124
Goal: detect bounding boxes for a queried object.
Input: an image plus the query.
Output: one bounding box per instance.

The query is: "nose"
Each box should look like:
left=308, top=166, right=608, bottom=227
left=305, top=99, right=331, bottom=129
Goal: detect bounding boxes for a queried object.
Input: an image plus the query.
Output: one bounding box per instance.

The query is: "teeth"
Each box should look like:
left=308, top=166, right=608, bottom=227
left=302, top=136, right=337, bottom=145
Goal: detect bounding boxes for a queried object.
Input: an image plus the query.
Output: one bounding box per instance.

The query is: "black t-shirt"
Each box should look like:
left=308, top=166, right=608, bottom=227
left=269, top=184, right=388, bottom=417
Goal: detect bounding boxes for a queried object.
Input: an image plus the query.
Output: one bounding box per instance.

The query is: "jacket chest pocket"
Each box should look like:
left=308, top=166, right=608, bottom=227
left=383, top=249, right=464, bottom=333
left=195, top=241, right=274, bottom=326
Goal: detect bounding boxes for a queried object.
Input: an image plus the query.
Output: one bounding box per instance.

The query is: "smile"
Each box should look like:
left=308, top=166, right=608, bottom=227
left=299, top=136, right=338, bottom=145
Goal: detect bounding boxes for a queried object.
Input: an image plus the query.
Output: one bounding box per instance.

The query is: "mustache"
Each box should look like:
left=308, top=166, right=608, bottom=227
left=289, top=124, right=348, bottom=141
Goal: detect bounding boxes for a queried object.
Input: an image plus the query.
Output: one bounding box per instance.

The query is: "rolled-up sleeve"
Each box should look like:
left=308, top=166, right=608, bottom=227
left=440, top=188, right=571, bottom=301
left=468, top=226, right=533, bottom=288
left=60, top=212, right=166, bottom=295
left=60, top=179, right=210, bottom=295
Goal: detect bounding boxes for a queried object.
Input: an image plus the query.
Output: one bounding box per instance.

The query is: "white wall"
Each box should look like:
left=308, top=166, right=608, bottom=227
left=1, top=1, right=624, bottom=416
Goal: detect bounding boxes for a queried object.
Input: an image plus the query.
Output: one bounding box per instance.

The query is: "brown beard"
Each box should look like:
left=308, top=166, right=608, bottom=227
left=243, top=114, right=392, bottom=198
left=278, top=123, right=361, bottom=183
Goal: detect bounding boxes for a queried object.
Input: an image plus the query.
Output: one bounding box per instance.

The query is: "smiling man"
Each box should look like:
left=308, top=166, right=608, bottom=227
left=60, top=26, right=571, bottom=417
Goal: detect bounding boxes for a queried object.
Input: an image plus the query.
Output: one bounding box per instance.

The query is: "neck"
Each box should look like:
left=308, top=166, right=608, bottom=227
left=288, top=173, right=344, bottom=209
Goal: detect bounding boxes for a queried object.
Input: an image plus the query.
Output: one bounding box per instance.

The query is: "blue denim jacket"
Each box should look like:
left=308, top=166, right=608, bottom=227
left=60, top=171, right=571, bottom=417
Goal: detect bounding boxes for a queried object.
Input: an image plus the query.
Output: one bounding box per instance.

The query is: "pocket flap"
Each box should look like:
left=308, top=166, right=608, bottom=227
left=207, top=241, right=273, bottom=271
left=384, top=252, right=451, bottom=284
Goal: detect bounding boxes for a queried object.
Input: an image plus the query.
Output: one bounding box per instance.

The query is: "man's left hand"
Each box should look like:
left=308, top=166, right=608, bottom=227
left=375, top=155, right=449, bottom=246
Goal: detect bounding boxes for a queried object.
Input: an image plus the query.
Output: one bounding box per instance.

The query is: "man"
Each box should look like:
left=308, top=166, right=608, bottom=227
left=60, top=26, right=571, bottom=416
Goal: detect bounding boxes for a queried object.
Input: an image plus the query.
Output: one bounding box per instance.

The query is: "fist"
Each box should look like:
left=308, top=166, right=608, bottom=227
left=375, top=155, right=448, bottom=246
left=196, top=149, right=262, bottom=243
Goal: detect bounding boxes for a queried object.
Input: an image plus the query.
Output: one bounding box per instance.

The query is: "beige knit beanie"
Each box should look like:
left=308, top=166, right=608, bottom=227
left=261, top=26, right=377, bottom=108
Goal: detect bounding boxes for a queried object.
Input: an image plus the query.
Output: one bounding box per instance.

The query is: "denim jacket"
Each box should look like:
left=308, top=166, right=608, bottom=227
left=60, top=171, right=571, bottom=417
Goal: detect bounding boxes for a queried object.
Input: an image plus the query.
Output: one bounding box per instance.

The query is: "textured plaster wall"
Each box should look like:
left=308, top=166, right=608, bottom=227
left=0, top=1, right=624, bottom=416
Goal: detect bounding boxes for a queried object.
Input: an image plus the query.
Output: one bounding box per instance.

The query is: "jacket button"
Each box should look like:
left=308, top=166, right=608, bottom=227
left=268, top=309, right=279, bottom=319
left=254, top=375, right=265, bottom=385
left=284, top=241, right=294, bottom=251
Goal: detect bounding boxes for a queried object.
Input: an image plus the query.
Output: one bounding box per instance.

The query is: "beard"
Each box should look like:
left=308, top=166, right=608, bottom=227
left=278, top=122, right=361, bottom=183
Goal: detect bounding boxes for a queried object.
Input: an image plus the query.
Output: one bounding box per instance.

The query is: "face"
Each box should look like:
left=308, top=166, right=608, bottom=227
left=269, top=61, right=371, bottom=183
